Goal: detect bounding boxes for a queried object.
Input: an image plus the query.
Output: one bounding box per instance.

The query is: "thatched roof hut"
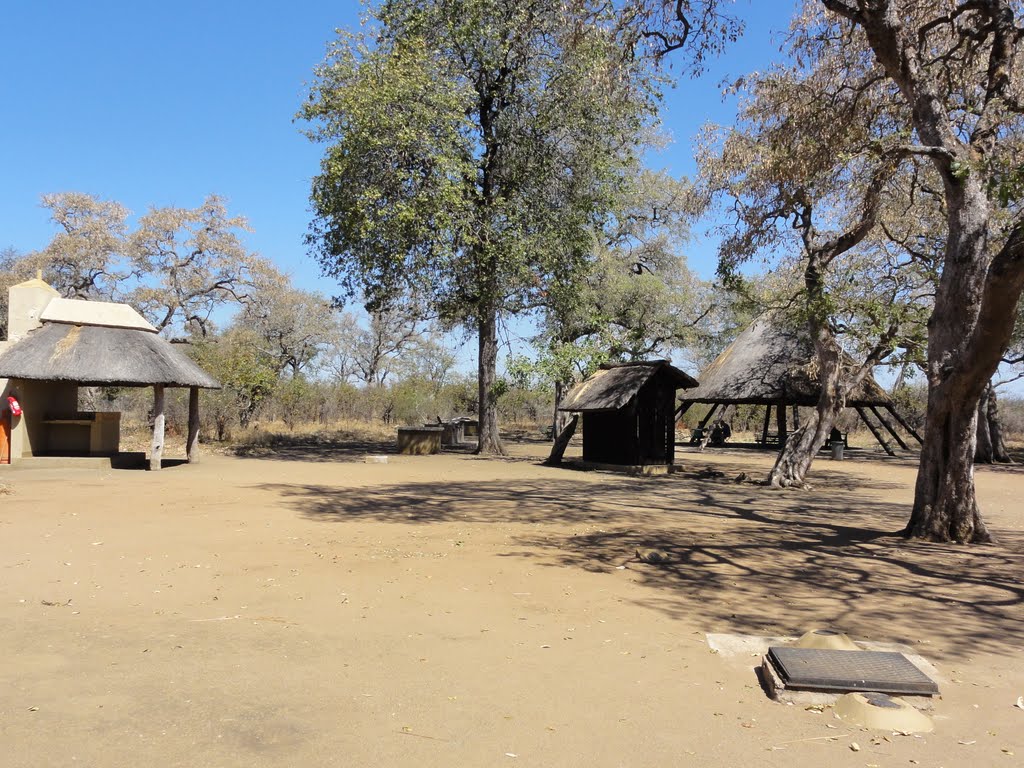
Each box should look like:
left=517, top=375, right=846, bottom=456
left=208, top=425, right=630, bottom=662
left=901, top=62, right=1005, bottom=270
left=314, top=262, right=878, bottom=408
left=0, top=322, right=219, bottom=389
left=679, top=315, right=920, bottom=455
left=561, top=361, right=698, bottom=413
left=559, top=361, right=698, bottom=467
left=682, top=315, right=890, bottom=407
left=0, top=280, right=219, bottom=469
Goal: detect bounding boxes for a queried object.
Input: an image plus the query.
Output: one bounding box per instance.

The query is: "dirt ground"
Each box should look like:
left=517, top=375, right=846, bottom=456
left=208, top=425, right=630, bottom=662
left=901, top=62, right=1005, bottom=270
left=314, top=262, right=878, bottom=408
left=1, top=439, right=1022, bottom=767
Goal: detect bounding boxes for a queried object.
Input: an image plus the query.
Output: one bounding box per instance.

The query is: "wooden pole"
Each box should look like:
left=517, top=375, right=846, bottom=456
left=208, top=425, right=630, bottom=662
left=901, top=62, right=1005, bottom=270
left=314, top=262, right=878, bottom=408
left=855, top=406, right=895, bottom=456
left=760, top=404, right=772, bottom=445
left=776, top=402, right=788, bottom=446
left=544, top=414, right=578, bottom=466
left=150, top=385, right=165, bottom=471
left=187, top=386, right=201, bottom=464
left=695, top=403, right=720, bottom=451
left=696, top=402, right=719, bottom=430
left=665, top=390, right=676, bottom=462
left=696, top=403, right=720, bottom=434
left=885, top=405, right=924, bottom=445
left=870, top=405, right=908, bottom=450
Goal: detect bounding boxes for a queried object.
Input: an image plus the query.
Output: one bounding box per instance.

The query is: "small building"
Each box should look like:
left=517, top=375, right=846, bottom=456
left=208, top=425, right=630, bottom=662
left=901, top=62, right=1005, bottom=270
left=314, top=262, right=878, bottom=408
left=559, top=361, right=698, bottom=467
left=0, top=278, right=219, bottom=469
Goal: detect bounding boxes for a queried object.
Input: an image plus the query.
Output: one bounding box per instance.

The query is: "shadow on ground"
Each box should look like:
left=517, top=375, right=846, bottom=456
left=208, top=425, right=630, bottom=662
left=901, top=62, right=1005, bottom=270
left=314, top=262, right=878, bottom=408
left=226, top=430, right=557, bottom=463
left=257, top=466, right=1023, bottom=661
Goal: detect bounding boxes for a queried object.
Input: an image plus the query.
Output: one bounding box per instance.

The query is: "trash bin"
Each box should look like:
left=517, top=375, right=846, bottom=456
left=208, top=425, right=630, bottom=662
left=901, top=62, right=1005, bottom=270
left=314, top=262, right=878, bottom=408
left=830, top=440, right=844, bottom=461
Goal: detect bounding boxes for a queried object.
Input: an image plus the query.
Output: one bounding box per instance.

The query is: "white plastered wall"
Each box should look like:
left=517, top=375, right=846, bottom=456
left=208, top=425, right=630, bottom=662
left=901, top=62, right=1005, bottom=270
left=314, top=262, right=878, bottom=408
left=2, top=279, right=62, bottom=461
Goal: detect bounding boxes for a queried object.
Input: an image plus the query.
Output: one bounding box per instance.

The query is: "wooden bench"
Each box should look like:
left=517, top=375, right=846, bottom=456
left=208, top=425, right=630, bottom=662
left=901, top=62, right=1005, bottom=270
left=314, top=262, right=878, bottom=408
left=754, top=432, right=781, bottom=445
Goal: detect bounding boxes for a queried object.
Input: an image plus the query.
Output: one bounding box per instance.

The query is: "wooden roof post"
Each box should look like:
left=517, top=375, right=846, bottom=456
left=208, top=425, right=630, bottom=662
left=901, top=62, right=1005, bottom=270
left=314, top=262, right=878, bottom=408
left=150, top=384, right=165, bottom=471
left=776, top=402, right=788, bottom=445
left=187, top=386, right=200, bottom=464
left=761, top=404, right=772, bottom=444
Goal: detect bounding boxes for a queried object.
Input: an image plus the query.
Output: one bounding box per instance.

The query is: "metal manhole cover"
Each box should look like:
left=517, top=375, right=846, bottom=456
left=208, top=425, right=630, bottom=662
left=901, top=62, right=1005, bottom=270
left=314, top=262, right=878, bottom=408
left=767, top=647, right=939, bottom=695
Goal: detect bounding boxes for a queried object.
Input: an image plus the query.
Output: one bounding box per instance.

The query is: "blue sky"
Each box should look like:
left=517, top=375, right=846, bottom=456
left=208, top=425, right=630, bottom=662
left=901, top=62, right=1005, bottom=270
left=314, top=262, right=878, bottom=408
left=0, top=1, right=794, bottom=294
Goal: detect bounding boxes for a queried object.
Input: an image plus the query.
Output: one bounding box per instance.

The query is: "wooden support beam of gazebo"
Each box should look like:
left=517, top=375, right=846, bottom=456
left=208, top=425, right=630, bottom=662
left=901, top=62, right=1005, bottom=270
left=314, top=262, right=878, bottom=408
left=150, top=385, right=165, bottom=471
left=871, top=405, right=909, bottom=450
left=855, top=406, right=896, bottom=456
left=187, top=386, right=201, bottom=463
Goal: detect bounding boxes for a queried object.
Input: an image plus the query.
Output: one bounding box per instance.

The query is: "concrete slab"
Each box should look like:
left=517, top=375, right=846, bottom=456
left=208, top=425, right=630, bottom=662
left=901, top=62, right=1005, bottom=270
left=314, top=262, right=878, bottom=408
left=758, top=655, right=937, bottom=710
left=561, top=459, right=683, bottom=476
left=707, top=630, right=944, bottom=711
left=0, top=452, right=147, bottom=470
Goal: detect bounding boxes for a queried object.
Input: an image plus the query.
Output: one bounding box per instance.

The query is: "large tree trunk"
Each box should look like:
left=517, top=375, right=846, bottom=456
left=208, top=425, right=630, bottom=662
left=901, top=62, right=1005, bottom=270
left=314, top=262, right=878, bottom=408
left=906, top=182, right=1023, bottom=542
left=476, top=309, right=505, bottom=455
left=975, top=382, right=1011, bottom=464
left=907, top=376, right=991, bottom=542
left=768, top=322, right=843, bottom=487
left=552, top=380, right=571, bottom=443
left=907, top=192, right=997, bottom=542
left=989, top=389, right=1011, bottom=463
left=819, top=0, right=1024, bottom=542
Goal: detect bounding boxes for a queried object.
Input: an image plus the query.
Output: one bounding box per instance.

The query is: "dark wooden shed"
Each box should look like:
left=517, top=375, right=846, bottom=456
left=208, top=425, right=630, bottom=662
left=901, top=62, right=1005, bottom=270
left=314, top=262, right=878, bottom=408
left=559, top=361, right=698, bottom=466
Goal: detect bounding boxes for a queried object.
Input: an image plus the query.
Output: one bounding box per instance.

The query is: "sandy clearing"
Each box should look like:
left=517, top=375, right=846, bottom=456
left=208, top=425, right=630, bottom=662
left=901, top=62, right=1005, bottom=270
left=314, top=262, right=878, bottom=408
left=1, top=441, right=1021, bottom=767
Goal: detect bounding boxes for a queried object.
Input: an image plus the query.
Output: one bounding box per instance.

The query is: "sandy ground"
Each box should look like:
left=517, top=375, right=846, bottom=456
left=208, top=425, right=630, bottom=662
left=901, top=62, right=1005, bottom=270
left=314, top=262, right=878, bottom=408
left=1, top=439, right=1022, bottom=767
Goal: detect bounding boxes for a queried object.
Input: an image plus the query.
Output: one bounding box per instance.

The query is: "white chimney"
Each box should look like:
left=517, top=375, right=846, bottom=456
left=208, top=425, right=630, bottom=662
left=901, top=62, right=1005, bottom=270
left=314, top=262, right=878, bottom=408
left=7, top=278, right=59, bottom=342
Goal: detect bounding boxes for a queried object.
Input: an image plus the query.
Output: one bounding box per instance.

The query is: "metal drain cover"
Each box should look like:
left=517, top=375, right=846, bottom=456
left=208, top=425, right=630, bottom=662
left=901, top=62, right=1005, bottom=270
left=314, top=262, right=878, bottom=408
left=766, top=647, right=939, bottom=696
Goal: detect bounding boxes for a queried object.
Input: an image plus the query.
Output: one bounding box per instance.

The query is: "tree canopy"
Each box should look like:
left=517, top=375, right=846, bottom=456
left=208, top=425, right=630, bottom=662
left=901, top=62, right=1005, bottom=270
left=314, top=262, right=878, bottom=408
left=301, top=0, right=672, bottom=453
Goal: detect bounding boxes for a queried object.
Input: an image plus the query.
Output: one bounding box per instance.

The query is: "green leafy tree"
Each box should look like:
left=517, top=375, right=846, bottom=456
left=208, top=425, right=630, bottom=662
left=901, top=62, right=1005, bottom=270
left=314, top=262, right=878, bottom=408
left=300, top=0, right=665, bottom=454
left=191, top=328, right=279, bottom=431
left=520, top=170, right=712, bottom=432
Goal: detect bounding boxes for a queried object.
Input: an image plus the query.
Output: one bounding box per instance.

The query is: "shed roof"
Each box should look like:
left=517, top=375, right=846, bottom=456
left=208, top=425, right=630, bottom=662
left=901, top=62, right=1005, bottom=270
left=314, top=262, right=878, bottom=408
left=680, top=315, right=892, bottom=407
left=0, top=323, right=220, bottom=388
left=40, top=297, right=157, bottom=332
left=559, top=361, right=698, bottom=413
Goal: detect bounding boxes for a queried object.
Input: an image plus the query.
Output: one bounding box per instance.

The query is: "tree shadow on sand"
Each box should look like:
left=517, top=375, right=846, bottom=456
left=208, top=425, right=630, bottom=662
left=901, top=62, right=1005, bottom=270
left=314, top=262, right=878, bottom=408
left=256, top=468, right=1023, bottom=661
left=227, top=432, right=547, bottom=464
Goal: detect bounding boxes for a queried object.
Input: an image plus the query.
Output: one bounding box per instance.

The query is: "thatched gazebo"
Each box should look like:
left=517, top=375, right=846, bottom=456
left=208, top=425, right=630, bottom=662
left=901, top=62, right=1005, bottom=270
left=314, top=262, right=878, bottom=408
left=0, top=279, right=219, bottom=469
left=559, top=360, right=699, bottom=467
left=678, top=315, right=921, bottom=455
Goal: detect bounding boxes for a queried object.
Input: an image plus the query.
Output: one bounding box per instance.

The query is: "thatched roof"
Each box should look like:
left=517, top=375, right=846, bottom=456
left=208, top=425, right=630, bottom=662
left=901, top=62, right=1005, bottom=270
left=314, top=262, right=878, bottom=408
left=0, top=323, right=220, bottom=388
left=560, top=361, right=698, bottom=412
left=681, top=315, right=891, bottom=407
